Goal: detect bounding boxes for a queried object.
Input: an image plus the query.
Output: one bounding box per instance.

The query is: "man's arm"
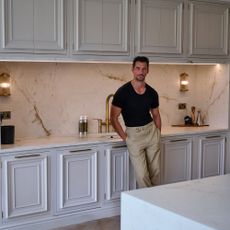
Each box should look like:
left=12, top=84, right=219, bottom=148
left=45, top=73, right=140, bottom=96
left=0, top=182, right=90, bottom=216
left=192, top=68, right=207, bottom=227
left=110, top=105, right=127, bottom=141
left=151, top=107, right=162, bottom=131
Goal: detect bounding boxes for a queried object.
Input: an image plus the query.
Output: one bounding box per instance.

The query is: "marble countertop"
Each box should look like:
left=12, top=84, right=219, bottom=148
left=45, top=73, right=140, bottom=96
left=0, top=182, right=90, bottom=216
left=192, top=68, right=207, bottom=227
left=121, top=174, right=230, bottom=230
left=0, top=126, right=228, bottom=153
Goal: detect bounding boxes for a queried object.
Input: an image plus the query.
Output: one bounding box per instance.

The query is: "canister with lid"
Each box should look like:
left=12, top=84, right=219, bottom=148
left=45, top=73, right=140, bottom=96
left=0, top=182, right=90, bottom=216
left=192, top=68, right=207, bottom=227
left=79, top=115, right=88, bottom=137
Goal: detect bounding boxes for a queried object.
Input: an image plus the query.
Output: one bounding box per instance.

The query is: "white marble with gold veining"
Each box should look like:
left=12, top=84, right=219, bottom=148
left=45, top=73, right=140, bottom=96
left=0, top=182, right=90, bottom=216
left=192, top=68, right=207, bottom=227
left=0, top=62, right=229, bottom=139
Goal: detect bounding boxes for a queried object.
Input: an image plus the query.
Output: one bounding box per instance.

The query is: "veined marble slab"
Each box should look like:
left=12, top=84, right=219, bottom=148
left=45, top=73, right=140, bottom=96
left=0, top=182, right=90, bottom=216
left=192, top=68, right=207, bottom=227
left=121, top=174, right=230, bottom=230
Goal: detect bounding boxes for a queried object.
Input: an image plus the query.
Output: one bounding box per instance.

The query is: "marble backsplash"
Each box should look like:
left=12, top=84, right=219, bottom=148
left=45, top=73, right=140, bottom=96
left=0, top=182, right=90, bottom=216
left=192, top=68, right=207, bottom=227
left=0, top=62, right=229, bottom=138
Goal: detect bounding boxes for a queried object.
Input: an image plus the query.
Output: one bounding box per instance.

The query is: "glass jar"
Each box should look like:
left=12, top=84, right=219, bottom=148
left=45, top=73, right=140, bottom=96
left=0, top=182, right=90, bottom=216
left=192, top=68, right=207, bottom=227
left=79, top=115, right=88, bottom=137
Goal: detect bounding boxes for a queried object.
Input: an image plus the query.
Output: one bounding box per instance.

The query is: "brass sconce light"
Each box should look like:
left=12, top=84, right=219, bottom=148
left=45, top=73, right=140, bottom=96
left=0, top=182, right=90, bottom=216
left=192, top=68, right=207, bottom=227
left=180, top=72, right=189, bottom=92
left=0, top=73, right=11, bottom=96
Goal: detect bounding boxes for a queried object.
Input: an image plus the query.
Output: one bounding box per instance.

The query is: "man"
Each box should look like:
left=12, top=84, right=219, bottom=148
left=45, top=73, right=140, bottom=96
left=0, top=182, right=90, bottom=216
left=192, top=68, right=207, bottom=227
left=110, top=56, right=161, bottom=188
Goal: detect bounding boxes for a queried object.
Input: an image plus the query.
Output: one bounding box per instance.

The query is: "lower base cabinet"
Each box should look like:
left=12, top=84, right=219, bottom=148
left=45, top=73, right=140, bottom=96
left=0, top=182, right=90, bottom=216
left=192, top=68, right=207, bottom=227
left=104, top=144, right=129, bottom=201
left=1, top=150, right=50, bottom=223
left=55, top=146, right=100, bottom=214
left=197, top=133, right=226, bottom=178
left=161, top=137, right=192, bottom=184
left=161, top=131, right=227, bottom=185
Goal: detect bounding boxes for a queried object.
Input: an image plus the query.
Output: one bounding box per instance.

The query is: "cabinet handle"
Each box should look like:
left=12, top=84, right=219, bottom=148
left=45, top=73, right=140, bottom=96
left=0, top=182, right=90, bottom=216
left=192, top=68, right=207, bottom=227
left=112, top=145, right=126, bottom=149
left=69, top=149, right=92, bottom=153
left=170, top=139, right=188, bottom=142
left=205, top=135, right=221, bottom=139
left=15, top=154, right=41, bottom=159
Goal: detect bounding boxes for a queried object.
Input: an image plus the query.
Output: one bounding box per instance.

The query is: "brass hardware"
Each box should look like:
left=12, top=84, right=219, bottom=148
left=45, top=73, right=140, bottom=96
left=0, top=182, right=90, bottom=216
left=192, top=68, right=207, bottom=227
left=180, top=72, right=189, bottom=92
left=96, top=94, right=114, bottom=133
left=93, top=118, right=103, bottom=133
left=105, top=94, right=114, bottom=132
left=0, top=73, right=11, bottom=96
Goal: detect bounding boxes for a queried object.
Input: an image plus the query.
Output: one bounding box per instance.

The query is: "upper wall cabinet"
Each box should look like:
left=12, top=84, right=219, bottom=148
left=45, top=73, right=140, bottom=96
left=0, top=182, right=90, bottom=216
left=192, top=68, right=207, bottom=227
left=188, top=0, right=229, bottom=58
left=0, top=0, right=230, bottom=62
left=135, top=0, right=183, bottom=57
left=0, top=0, right=65, bottom=54
left=71, top=0, right=130, bottom=58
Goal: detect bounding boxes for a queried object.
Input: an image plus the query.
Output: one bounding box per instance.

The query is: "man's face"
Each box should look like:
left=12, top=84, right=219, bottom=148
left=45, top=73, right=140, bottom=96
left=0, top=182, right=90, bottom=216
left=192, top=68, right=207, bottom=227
left=132, top=61, right=149, bottom=82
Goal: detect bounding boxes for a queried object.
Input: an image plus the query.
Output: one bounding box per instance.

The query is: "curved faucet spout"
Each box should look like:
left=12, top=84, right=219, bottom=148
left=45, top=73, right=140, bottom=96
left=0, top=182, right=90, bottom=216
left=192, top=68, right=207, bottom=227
left=105, top=94, right=114, bottom=132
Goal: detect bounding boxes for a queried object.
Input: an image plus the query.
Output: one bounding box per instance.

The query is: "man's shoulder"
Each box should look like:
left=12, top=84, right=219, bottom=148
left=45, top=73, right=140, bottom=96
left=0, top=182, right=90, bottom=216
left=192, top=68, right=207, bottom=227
left=116, top=81, right=131, bottom=93
left=146, top=83, right=157, bottom=93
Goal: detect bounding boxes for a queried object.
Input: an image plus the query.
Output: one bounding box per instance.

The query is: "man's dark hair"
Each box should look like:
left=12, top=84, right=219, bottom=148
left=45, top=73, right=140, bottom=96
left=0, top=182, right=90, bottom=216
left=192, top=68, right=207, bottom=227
left=132, top=56, right=149, bottom=69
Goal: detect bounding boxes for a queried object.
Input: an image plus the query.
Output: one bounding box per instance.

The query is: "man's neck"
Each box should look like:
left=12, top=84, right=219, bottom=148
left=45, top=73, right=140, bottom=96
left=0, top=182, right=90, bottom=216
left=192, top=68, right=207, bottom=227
left=131, top=80, right=146, bottom=94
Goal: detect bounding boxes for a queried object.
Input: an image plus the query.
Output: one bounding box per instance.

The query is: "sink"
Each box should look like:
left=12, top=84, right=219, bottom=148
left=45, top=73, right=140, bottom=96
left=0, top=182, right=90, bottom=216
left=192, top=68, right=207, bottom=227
left=91, top=133, right=121, bottom=140
left=99, top=133, right=121, bottom=139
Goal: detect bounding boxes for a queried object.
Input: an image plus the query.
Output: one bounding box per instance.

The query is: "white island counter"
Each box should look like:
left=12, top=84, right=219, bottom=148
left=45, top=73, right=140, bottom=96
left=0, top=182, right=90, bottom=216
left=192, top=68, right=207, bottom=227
left=121, top=174, right=230, bottom=230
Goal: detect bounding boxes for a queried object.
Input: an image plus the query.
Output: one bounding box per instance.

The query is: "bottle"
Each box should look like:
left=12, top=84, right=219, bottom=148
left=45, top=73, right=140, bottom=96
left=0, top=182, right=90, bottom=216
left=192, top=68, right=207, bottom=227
left=196, top=110, right=201, bottom=126
left=79, top=116, right=84, bottom=137
left=83, top=115, right=88, bottom=136
left=79, top=115, right=88, bottom=137
left=191, top=106, right=196, bottom=125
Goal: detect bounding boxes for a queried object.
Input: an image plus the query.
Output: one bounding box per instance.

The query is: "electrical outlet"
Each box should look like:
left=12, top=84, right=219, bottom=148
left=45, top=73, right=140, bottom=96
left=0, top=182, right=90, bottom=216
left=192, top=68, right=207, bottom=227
left=0, top=111, right=11, bottom=120
left=178, top=103, right=186, bottom=110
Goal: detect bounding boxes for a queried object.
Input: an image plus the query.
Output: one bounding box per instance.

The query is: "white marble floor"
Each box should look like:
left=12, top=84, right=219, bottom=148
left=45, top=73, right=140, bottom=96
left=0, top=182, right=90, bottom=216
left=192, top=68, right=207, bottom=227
left=54, top=216, right=120, bottom=230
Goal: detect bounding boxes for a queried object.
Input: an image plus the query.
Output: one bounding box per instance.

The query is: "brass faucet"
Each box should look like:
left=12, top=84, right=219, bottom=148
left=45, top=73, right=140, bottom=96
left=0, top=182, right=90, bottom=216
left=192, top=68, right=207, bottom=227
left=105, top=94, right=114, bottom=132
left=96, top=94, right=114, bottom=133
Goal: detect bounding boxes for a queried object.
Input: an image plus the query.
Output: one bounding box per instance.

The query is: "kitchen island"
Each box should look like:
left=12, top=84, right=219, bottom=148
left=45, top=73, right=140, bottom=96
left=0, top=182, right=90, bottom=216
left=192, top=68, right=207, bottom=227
left=121, top=174, right=230, bottom=230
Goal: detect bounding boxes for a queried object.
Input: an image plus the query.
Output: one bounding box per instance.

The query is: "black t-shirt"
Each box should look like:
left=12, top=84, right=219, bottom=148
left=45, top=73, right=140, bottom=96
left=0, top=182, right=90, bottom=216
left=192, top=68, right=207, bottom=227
left=112, top=81, right=159, bottom=127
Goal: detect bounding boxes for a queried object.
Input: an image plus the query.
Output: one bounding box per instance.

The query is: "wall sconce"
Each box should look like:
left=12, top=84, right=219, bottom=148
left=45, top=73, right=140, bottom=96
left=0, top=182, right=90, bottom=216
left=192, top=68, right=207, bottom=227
left=0, top=73, right=11, bottom=96
left=180, top=72, right=189, bottom=92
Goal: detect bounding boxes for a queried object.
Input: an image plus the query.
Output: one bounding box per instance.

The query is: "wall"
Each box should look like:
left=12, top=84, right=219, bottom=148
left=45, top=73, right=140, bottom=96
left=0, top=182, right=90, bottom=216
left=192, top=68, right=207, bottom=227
left=0, top=62, right=229, bottom=139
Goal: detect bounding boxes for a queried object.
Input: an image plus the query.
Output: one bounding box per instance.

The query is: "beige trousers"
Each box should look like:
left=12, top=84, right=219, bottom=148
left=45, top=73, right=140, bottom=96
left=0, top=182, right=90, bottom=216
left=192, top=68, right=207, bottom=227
left=126, top=121, right=161, bottom=188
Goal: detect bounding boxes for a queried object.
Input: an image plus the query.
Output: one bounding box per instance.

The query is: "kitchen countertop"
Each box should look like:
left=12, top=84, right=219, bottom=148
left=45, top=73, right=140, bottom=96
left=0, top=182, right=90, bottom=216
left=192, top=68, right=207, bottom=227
left=0, top=126, right=228, bottom=153
left=121, top=174, right=230, bottom=230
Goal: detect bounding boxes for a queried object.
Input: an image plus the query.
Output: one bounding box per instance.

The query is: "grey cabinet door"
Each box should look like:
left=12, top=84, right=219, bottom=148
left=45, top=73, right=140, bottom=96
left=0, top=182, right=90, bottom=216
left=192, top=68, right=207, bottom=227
left=189, top=1, right=229, bottom=57
left=56, top=147, right=99, bottom=213
left=2, top=152, right=48, bottom=219
left=72, top=0, right=129, bottom=55
left=161, top=137, right=192, bottom=184
left=1, top=0, right=65, bottom=53
left=1, top=0, right=34, bottom=50
left=34, top=0, right=65, bottom=52
left=136, top=0, right=183, bottom=55
left=198, top=135, right=225, bottom=178
left=105, top=145, right=129, bottom=201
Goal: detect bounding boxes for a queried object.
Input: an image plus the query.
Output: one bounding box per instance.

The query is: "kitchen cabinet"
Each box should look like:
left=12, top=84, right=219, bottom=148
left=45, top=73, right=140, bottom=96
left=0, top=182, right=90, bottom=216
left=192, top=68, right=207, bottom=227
left=71, top=0, right=130, bottom=58
left=188, top=0, right=229, bottom=58
left=55, top=146, right=100, bottom=214
left=135, top=0, right=230, bottom=61
left=1, top=150, right=49, bottom=220
left=1, top=0, right=230, bottom=62
left=161, top=136, right=192, bottom=184
left=135, top=0, right=183, bottom=57
left=104, top=144, right=129, bottom=201
left=197, top=133, right=226, bottom=178
left=225, top=132, right=230, bottom=174
left=0, top=0, right=65, bottom=53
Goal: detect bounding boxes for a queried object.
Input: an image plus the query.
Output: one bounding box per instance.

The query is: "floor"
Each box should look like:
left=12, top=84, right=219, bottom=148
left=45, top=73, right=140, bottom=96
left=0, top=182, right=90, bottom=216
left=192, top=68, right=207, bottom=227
left=54, top=216, right=120, bottom=230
